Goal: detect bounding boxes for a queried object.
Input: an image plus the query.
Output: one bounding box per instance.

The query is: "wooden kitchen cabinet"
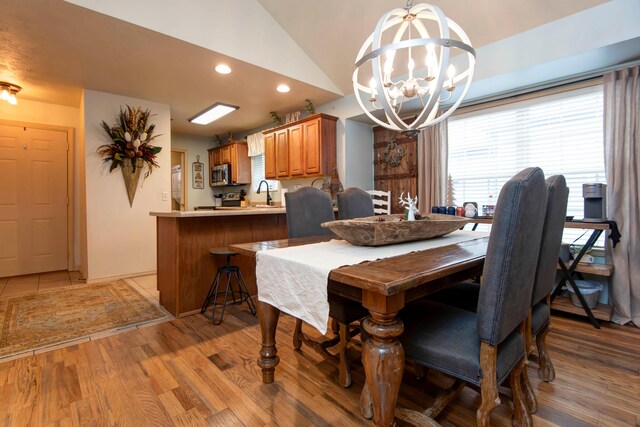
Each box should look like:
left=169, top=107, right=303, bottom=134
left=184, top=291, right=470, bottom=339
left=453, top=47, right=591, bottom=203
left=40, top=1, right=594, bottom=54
left=208, top=141, right=251, bottom=185
left=264, top=133, right=276, bottom=179
left=211, top=148, right=221, bottom=166
left=304, top=118, right=321, bottom=174
left=288, top=124, right=304, bottom=176
left=262, top=113, right=337, bottom=180
left=220, top=145, right=232, bottom=164
left=275, top=129, right=289, bottom=178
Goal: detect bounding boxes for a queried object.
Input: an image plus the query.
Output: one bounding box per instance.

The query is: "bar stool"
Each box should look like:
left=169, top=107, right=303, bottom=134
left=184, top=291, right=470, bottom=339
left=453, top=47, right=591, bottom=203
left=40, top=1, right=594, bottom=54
left=200, top=247, right=256, bottom=325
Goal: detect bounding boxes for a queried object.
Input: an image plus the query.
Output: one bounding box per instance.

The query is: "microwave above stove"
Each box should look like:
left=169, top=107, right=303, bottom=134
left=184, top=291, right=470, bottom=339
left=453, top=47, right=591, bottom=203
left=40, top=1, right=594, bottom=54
left=211, top=164, right=230, bottom=186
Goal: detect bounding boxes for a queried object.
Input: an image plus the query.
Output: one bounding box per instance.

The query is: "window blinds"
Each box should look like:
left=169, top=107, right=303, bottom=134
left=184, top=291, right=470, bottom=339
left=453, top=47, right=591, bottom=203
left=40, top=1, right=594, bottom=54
left=251, top=154, right=278, bottom=192
left=448, top=85, right=605, bottom=245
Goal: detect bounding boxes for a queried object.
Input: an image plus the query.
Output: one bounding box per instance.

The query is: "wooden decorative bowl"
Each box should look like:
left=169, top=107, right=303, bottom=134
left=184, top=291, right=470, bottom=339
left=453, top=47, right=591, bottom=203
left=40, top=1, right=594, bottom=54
left=321, top=213, right=470, bottom=246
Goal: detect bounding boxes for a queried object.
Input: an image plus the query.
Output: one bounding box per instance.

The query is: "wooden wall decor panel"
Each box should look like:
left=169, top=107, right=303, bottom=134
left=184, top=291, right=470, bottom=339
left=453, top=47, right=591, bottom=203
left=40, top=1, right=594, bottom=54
left=373, top=127, right=417, bottom=214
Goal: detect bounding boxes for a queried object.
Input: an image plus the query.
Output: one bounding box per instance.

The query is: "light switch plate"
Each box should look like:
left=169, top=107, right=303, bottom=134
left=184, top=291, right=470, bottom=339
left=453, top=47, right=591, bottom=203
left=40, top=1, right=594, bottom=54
left=162, top=191, right=168, bottom=201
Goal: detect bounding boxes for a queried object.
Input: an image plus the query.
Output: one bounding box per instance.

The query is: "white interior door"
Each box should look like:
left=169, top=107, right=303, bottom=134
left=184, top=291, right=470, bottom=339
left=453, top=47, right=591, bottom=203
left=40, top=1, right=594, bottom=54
left=0, top=124, right=68, bottom=277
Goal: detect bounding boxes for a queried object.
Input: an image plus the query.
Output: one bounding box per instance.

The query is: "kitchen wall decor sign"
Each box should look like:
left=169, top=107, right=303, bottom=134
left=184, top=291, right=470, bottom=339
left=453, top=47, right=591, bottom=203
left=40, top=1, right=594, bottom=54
left=192, top=155, right=204, bottom=189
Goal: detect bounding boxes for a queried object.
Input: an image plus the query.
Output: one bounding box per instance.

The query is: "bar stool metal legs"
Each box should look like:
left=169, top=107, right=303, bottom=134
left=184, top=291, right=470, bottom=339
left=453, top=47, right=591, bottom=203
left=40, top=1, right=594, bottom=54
left=201, top=248, right=256, bottom=325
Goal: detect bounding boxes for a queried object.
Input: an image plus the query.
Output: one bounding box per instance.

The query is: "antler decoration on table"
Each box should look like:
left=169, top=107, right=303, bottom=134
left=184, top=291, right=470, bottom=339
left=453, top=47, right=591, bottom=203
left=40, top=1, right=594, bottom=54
left=399, top=192, right=419, bottom=221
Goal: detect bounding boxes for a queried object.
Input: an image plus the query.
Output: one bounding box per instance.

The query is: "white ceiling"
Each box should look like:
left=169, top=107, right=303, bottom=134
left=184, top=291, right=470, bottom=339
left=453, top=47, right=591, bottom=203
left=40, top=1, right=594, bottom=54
left=0, top=0, right=610, bottom=137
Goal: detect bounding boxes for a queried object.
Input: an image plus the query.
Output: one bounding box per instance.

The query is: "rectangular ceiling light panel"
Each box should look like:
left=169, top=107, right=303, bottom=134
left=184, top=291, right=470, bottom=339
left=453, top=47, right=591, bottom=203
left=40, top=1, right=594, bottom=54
left=189, top=102, right=239, bottom=125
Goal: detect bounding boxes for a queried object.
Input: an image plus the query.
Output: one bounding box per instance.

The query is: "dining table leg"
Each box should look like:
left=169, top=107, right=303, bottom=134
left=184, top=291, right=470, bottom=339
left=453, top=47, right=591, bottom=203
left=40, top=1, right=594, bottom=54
left=360, top=292, right=405, bottom=427
left=258, top=301, right=280, bottom=384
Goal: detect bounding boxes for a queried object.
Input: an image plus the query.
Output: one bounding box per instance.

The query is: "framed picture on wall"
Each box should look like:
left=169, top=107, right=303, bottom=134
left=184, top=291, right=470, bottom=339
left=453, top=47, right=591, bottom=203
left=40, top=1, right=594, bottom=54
left=192, top=155, right=204, bottom=189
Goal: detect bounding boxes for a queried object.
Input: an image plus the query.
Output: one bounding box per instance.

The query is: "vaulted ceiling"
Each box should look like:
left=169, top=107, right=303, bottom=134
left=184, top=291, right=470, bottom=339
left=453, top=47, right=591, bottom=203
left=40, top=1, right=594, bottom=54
left=0, top=0, right=621, bottom=136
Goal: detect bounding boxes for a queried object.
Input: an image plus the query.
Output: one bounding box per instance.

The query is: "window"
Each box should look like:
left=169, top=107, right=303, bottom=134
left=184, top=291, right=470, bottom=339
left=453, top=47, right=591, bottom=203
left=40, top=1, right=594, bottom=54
left=251, top=154, right=278, bottom=192
left=448, top=85, right=605, bottom=245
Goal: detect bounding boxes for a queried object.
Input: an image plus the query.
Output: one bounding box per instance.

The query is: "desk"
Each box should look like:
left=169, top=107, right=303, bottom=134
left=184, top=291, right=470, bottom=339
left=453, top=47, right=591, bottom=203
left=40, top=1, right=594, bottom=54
left=230, top=235, right=489, bottom=427
left=465, top=218, right=616, bottom=328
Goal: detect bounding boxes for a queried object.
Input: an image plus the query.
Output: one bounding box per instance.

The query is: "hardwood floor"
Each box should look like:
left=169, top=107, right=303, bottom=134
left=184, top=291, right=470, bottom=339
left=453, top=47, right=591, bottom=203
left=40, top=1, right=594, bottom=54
left=0, top=306, right=637, bottom=426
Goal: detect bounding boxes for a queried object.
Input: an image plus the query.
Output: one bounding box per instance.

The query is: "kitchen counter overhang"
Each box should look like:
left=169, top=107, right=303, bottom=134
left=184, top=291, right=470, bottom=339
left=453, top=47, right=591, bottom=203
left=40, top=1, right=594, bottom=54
left=150, top=206, right=286, bottom=218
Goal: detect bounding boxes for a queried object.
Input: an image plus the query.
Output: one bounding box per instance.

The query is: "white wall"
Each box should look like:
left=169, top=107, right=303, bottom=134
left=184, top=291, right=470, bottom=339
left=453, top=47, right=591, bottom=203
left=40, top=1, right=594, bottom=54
left=82, top=89, right=171, bottom=282
left=171, top=133, right=218, bottom=210
left=314, top=0, right=640, bottom=192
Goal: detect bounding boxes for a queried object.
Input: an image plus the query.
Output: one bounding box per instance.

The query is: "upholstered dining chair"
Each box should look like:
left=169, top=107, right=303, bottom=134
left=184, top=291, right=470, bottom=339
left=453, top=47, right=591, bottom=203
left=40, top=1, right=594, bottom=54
left=399, top=167, right=547, bottom=427
left=428, top=175, right=569, bottom=391
left=285, top=186, right=368, bottom=387
left=337, top=187, right=375, bottom=220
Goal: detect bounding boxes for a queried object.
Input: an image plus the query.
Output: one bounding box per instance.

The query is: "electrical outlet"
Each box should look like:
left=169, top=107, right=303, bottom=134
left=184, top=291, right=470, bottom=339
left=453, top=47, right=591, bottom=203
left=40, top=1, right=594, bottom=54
left=162, top=191, right=168, bottom=201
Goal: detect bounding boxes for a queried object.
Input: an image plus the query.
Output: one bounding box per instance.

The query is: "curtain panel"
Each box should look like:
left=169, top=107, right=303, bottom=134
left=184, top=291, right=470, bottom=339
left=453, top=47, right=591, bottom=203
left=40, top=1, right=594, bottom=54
left=417, top=119, right=448, bottom=211
left=247, top=132, right=265, bottom=157
left=604, top=65, right=640, bottom=327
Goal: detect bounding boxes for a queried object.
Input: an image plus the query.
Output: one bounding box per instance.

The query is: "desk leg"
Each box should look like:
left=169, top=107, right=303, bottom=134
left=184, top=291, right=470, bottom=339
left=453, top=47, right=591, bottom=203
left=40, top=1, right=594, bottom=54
left=258, top=301, right=280, bottom=383
left=361, top=310, right=404, bottom=427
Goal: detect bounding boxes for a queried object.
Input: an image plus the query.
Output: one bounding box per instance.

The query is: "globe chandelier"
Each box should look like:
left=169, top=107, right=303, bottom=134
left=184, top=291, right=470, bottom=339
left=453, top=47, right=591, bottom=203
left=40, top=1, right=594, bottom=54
left=353, top=1, right=476, bottom=136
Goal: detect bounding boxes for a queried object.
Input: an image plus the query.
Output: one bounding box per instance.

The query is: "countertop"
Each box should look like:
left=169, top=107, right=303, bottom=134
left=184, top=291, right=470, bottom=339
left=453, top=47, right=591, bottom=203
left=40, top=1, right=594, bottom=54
left=150, top=207, right=287, bottom=218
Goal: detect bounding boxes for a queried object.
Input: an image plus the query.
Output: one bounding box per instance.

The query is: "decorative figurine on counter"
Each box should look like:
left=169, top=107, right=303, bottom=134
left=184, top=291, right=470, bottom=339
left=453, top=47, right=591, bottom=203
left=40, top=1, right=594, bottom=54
left=399, top=192, right=419, bottom=221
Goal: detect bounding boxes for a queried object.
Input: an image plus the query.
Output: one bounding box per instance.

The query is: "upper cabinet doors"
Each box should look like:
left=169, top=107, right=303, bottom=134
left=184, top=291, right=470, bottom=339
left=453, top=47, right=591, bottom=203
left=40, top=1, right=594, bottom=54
left=262, top=113, right=337, bottom=180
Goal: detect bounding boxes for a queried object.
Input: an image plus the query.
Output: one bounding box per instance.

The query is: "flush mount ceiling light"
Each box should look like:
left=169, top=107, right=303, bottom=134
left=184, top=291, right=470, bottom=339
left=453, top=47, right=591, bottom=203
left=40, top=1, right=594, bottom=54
left=189, top=102, right=239, bottom=125
left=276, top=84, right=290, bottom=93
left=353, top=1, right=475, bottom=136
left=0, top=82, right=21, bottom=106
left=215, top=64, right=231, bottom=74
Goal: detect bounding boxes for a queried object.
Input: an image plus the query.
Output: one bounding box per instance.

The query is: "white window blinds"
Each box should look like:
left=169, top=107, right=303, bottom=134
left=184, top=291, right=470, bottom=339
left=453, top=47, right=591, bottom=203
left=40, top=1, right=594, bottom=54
left=448, top=85, right=605, bottom=245
left=251, top=154, right=278, bottom=192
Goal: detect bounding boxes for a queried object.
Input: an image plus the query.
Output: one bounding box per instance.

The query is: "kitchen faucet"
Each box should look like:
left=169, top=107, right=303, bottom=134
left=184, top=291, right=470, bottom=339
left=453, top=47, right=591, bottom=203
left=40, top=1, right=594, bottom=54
left=256, top=180, right=272, bottom=206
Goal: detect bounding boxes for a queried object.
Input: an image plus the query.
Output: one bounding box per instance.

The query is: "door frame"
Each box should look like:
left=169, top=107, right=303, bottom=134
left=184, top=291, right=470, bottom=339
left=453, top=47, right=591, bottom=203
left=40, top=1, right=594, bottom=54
left=171, top=149, right=188, bottom=211
left=0, top=119, right=75, bottom=272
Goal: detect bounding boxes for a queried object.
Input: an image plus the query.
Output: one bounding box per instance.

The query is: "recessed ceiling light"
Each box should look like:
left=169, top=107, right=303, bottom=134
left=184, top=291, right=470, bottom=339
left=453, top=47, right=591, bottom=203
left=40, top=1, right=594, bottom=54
left=189, top=102, right=239, bottom=125
left=215, top=64, right=231, bottom=74
left=276, top=84, right=290, bottom=93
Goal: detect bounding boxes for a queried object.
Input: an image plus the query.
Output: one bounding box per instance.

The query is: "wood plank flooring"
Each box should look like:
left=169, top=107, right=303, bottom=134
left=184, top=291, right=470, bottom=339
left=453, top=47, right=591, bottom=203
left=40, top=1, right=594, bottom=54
left=0, top=305, right=637, bottom=426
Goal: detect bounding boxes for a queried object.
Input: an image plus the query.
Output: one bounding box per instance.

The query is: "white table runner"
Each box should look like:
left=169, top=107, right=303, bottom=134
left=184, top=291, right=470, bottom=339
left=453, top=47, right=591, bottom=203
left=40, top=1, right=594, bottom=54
left=256, top=230, right=488, bottom=334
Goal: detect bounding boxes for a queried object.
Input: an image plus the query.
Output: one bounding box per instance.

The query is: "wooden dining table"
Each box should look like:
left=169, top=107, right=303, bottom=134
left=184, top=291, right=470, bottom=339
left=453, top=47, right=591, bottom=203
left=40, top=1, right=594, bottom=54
left=229, top=234, right=490, bottom=427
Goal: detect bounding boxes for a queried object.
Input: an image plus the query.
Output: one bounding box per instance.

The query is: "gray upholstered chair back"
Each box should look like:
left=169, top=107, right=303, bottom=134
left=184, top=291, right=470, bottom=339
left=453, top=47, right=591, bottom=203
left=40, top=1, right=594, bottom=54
left=476, top=167, right=547, bottom=346
left=531, top=175, right=570, bottom=305
left=285, top=186, right=335, bottom=238
left=337, top=188, right=375, bottom=220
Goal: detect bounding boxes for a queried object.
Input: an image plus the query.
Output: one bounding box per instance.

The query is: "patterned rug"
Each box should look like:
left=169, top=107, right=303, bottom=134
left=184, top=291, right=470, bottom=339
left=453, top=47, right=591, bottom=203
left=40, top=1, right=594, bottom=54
left=0, top=280, right=168, bottom=357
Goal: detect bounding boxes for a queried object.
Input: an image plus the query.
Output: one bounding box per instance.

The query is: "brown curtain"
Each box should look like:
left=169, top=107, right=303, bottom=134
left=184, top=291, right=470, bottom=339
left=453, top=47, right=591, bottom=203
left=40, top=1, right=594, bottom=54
left=417, top=119, right=448, bottom=211
left=604, top=66, right=640, bottom=327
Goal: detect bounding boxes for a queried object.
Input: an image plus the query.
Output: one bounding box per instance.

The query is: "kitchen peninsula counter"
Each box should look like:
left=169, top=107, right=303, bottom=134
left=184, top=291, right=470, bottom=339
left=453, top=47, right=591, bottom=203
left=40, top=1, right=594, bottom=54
left=150, top=206, right=287, bottom=218
left=150, top=208, right=288, bottom=316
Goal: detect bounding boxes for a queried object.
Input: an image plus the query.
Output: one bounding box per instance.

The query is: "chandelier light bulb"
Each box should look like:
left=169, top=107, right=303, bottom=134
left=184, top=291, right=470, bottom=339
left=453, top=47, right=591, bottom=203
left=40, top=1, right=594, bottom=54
left=352, top=2, right=476, bottom=135
left=8, top=91, right=17, bottom=105
left=0, top=87, right=8, bottom=101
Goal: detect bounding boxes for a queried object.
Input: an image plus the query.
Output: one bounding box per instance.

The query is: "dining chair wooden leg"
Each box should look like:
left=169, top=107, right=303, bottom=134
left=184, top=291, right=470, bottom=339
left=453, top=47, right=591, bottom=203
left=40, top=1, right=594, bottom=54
left=520, top=363, right=537, bottom=413
left=477, top=343, right=500, bottom=427
left=510, top=358, right=533, bottom=427
left=425, top=378, right=465, bottom=418
left=293, top=318, right=303, bottom=350
left=331, top=318, right=339, bottom=335
left=338, top=323, right=352, bottom=387
left=536, top=323, right=555, bottom=382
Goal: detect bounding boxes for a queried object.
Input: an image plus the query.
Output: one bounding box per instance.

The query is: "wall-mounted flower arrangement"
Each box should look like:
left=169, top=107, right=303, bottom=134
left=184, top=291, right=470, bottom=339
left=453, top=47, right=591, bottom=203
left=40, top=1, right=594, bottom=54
left=97, top=105, right=163, bottom=206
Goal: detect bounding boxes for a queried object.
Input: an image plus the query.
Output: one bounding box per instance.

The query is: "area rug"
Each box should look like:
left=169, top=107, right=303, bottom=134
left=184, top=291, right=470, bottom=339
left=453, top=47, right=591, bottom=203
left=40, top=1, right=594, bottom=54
left=0, top=280, right=168, bottom=357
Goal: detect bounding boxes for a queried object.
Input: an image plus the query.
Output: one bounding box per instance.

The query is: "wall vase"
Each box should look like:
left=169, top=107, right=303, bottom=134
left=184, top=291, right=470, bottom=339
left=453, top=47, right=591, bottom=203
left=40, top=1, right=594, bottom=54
left=121, top=158, right=144, bottom=207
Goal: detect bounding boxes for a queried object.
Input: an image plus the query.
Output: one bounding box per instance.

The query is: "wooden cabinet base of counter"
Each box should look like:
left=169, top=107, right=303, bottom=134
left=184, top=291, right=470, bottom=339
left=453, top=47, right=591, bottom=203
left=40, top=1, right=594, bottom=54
left=156, top=214, right=288, bottom=317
